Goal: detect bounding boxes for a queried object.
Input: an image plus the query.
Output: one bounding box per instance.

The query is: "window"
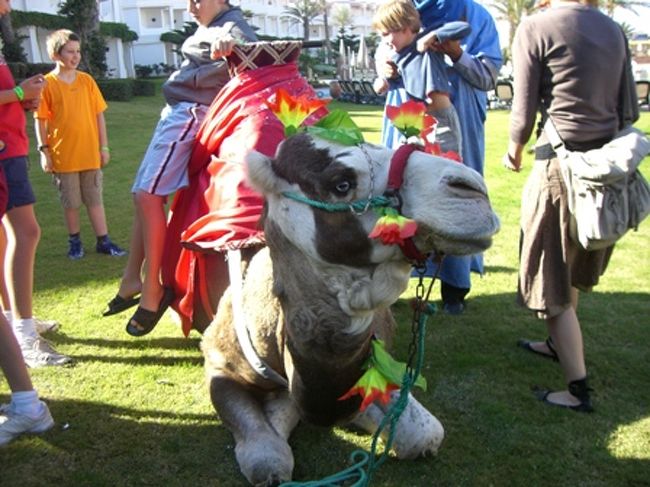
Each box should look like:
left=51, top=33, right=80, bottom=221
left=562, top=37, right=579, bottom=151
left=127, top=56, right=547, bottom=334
left=142, top=8, right=163, bottom=29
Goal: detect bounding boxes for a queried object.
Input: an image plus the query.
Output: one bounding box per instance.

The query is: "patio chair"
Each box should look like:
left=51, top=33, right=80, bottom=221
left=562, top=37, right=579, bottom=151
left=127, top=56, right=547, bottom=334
left=494, top=80, right=514, bottom=109
left=361, top=80, right=386, bottom=105
left=337, top=79, right=356, bottom=103
left=636, top=80, right=649, bottom=109
left=351, top=80, right=364, bottom=104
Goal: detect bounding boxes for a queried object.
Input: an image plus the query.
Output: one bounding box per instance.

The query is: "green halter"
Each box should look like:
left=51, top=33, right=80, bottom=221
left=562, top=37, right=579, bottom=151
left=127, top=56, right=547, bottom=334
left=281, top=192, right=395, bottom=214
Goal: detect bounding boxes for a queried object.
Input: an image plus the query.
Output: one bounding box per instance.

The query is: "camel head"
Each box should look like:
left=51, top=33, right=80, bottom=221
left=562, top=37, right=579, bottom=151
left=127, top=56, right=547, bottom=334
left=246, top=132, right=500, bottom=268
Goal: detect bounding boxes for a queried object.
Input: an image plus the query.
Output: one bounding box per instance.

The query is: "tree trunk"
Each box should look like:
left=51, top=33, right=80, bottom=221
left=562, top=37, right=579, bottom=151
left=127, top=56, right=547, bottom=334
left=321, top=0, right=331, bottom=64
left=0, top=12, right=15, bottom=44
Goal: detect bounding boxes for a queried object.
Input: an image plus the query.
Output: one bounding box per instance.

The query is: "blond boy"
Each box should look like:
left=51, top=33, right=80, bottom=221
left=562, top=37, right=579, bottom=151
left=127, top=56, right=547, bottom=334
left=373, top=0, right=466, bottom=155
left=35, top=29, right=126, bottom=260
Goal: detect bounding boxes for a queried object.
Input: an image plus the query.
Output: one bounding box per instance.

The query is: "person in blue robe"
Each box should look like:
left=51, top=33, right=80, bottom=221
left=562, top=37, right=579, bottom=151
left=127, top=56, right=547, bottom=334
left=377, top=0, right=502, bottom=314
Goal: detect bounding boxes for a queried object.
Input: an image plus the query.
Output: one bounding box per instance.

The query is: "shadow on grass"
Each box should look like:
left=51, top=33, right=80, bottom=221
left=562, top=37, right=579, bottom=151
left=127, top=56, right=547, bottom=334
left=8, top=289, right=648, bottom=485
left=483, top=264, right=517, bottom=273
left=387, top=289, right=649, bottom=485
left=0, top=398, right=379, bottom=487
left=59, top=353, right=204, bottom=368
left=38, top=334, right=204, bottom=367
left=49, top=335, right=202, bottom=351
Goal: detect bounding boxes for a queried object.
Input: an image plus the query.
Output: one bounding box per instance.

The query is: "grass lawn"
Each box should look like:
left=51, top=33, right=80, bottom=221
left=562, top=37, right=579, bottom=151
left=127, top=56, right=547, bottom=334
left=1, top=87, right=649, bottom=486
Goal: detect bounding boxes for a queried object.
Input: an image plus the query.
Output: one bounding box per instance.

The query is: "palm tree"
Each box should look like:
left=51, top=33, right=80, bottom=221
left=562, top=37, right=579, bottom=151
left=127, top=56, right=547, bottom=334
left=487, top=0, right=536, bottom=62
left=283, top=0, right=322, bottom=41
left=488, top=0, right=536, bottom=47
left=319, top=0, right=332, bottom=63
left=332, top=5, right=353, bottom=36
left=601, top=0, right=648, bottom=16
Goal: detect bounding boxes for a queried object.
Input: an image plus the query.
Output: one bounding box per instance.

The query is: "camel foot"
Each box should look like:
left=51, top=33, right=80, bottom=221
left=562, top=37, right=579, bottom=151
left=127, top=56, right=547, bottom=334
left=236, top=431, right=294, bottom=486
left=352, top=392, right=444, bottom=459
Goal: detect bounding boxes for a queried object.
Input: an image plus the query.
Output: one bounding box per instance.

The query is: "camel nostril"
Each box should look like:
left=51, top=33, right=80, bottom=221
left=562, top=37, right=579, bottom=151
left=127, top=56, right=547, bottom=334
left=446, top=180, right=486, bottom=198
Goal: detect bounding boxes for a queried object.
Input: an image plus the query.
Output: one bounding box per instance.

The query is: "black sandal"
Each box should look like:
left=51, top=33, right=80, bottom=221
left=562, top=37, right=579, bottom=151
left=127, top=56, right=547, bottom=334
left=125, top=288, right=175, bottom=337
left=517, top=336, right=559, bottom=362
left=103, top=294, right=140, bottom=316
left=534, top=377, right=594, bottom=413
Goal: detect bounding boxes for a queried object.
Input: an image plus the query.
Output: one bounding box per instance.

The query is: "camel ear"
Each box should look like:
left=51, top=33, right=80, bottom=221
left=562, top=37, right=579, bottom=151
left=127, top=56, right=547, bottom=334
left=246, top=150, right=282, bottom=195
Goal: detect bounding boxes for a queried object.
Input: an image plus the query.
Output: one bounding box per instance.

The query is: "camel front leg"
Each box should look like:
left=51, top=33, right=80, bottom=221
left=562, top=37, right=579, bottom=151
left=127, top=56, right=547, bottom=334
left=209, top=376, right=295, bottom=486
left=263, top=390, right=301, bottom=440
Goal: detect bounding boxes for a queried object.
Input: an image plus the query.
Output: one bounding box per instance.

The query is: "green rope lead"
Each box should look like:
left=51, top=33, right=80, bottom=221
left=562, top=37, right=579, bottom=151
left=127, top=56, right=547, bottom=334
left=281, top=306, right=431, bottom=487
left=282, top=191, right=393, bottom=214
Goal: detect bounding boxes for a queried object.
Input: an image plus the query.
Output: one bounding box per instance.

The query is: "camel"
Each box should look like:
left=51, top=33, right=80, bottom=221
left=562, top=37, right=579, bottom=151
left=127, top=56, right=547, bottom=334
left=201, top=133, right=500, bottom=486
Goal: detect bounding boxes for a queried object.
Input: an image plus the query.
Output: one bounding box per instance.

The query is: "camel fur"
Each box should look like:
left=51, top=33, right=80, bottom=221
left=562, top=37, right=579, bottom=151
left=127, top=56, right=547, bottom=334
left=202, top=134, right=500, bottom=485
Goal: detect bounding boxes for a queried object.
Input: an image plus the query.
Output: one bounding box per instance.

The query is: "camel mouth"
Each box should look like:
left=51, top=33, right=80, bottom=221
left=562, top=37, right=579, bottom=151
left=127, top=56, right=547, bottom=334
left=414, top=212, right=500, bottom=256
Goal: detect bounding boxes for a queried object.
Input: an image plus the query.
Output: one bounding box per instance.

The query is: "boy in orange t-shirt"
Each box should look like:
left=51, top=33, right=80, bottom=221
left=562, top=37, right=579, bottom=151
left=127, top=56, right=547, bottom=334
left=35, top=29, right=126, bottom=260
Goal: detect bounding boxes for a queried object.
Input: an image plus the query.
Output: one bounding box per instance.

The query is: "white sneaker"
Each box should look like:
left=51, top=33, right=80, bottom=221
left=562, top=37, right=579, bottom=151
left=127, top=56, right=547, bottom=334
left=0, top=401, right=54, bottom=446
left=20, top=337, right=72, bottom=368
left=34, top=318, right=61, bottom=335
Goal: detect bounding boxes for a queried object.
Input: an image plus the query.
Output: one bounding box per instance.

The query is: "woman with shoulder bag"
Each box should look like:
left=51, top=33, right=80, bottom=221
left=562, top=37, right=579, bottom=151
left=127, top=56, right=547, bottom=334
left=503, top=0, right=639, bottom=412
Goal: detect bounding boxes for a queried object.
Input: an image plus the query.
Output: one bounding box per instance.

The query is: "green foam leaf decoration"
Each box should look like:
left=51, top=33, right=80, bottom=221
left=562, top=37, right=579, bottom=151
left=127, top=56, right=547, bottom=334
left=370, top=339, right=427, bottom=391
left=306, top=109, right=364, bottom=146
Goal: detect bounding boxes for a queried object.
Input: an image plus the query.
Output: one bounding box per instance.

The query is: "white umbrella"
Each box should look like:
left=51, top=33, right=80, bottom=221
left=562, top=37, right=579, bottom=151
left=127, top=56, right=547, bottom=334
left=338, top=38, right=347, bottom=65
left=337, top=38, right=348, bottom=79
left=357, top=36, right=370, bottom=70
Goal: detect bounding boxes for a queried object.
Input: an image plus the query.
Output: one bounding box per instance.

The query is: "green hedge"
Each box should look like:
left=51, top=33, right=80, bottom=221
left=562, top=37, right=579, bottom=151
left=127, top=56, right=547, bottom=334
left=97, top=78, right=133, bottom=101
left=7, top=62, right=155, bottom=101
left=133, top=79, right=156, bottom=97
left=10, top=10, right=138, bottom=42
left=97, top=78, right=156, bottom=101
left=10, top=11, right=68, bottom=31
left=101, top=22, right=138, bottom=42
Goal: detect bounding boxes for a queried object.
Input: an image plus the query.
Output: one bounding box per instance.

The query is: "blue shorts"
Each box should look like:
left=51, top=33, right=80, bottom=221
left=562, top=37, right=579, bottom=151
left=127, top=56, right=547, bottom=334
left=0, top=156, right=36, bottom=210
left=131, top=102, right=208, bottom=196
left=0, top=165, right=8, bottom=218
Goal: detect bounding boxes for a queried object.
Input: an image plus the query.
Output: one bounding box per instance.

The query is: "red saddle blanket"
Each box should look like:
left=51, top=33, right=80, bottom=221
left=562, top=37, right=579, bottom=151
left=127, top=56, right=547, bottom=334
left=162, top=59, right=326, bottom=335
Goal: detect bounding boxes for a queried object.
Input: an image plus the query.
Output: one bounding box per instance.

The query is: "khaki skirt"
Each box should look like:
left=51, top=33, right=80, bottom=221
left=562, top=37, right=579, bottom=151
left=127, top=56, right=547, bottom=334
left=517, top=157, right=614, bottom=319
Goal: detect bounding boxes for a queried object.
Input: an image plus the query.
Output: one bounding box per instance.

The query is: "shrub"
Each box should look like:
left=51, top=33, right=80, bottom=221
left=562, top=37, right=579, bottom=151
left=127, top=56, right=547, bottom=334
left=7, top=62, right=28, bottom=80
left=135, top=63, right=175, bottom=79
left=25, top=63, right=55, bottom=77
left=1, top=34, right=28, bottom=63
left=134, top=64, right=154, bottom=79
left=133, top=79, right=155, bottom=97
left=97, top=78, right=133, bottom=101
left=7, top=63, right=55, bottom=80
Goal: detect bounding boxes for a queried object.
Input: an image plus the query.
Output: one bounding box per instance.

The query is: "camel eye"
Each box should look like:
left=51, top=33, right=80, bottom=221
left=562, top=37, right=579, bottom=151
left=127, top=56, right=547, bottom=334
left=334, top=180, right=351, bottom=195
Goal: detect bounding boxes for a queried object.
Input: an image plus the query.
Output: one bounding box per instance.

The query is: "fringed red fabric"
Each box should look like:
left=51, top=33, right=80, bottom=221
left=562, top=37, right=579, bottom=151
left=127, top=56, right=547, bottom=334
left=162, top=62, right=326, bottom=335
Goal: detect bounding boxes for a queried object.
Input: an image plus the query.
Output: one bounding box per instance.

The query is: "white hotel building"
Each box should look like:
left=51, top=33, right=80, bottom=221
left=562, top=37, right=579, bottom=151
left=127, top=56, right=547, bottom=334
left=10, top=0, right=378, bottom=78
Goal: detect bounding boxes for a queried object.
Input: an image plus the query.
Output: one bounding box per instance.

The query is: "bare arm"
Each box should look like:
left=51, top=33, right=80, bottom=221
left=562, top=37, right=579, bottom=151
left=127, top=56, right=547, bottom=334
left=0, top=75, right=45, bottom=105
left=34, top=118, right=52, bottom=173
left=97, top=112, right=110, bottom=166
left=0, top=88, right=22, bottom=105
